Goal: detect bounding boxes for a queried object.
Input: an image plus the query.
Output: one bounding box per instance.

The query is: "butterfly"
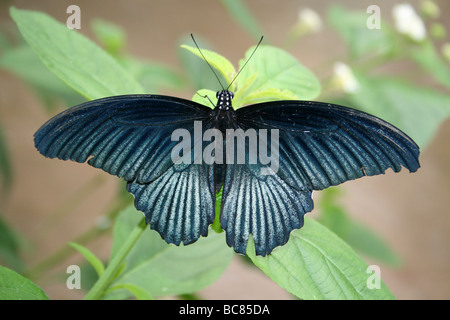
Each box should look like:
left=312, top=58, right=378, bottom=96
left=34, top=36, right=420, bottom=256
left=34, top=86, right=420, bottom=256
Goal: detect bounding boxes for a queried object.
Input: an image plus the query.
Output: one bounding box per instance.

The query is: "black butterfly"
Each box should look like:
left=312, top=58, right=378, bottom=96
left=34, top=87, right=420, bottom=256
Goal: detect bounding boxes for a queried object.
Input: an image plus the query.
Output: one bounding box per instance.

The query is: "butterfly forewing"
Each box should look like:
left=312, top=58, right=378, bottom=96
left=34, top=95, right=213, bottom=183
left=235, top=100, right=420, bottom=192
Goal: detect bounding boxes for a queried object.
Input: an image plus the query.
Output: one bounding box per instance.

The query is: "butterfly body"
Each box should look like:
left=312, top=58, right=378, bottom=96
left=34, top=90, right=420, bottom=256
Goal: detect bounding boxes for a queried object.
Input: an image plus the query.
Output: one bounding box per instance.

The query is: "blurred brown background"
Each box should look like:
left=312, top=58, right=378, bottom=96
left=0, top=0, right=449, bottom=299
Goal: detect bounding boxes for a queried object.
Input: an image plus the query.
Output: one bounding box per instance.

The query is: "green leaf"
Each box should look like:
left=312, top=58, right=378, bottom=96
left=327, top=5, right=395, bottom=59
left=0, top=125, right=12, bottom=192
left=90, top=19, right=185, bottom=93
left=181, top=44, right=236, bottom=87
left=317, top=188, right=401, bottom=266
left=0, top=45, right=85, bottom=110
left=239, top=87, right=299, bottom=106
left=235, top=45, right=321, bottom=107
left=408, top=40, right=450, bottom=87
left=107, top=206, right=233, bottom=298
left=0, top=31, right=11, bottom=51
left=177, top=35, right=225, bottom=91
left=192, top=89, right=217, bottom=108
left=247, top=217, right=395, bottom=300
left=69, top=242, right=105, bottom=277
left=0, top=265, right=49, bottom=300
left=109, top=283, right=154, bottom=300
left=91, top=19, right=126, bottom=56
left=349, top=75, right=450, bottom=149
left=118, top=56, right=185, bottom=93
left=10, top=7, right=144, bottom=100
left=0, top=215, right=25, bottom=271
left=232, top=72, right=257, bottom=104
left=219, top=0, right=265, bottom=42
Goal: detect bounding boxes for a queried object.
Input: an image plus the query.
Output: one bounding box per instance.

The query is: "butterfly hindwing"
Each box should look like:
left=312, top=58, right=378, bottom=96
left=218, top=124, right=313, bottom=256
left=127, top=162, right=215, bottom=246
left=126, top=121, right=217, bottom=246
left=221, top=162, right=313, bottom=256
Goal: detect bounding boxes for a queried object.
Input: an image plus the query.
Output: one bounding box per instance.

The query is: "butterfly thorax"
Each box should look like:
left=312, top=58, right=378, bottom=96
left=215, top=90, right=234, bottom=111
left=210, top=90, right=237, bottom=132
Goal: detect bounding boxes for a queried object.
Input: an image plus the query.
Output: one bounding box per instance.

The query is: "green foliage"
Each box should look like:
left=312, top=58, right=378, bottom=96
left=104, top=206, right=233, bottom=299
left=1, top=3, right=448, bottom=300
left=0, top=45, right=85, bottom=111
left=0, top=216, right=25, bottom=271
left=350, top=74, right=450, bottom=149
left=181, top=44, right=237, bottom=87
left=182, top=44, right=321, bottom=108
left=91, top=19, right=127, bottom=56
left=408, top=39, right=450, bottom=87
left=235, top=45, right=321, bottom=106
left=317, top=188, right=401, bottom=266
left=247, top=217, right=395, bottom=300
left=328, top=5, right=396, bottom=59
left=0, top=265, right=48, bottom=300
left=69, top=242, right=105, bottom=278
left=326, top=5, right=450, bottom=148
left=10, top=7, right=144, bottom=100
left=219, top=0, right=265, bottom=42
left=177, top=35, right=227, bottom=91
left=90, top=19, right=186, bottom=94
left=192, top=88, right=218, bottom=108
left=0, top=126, right=12, bottom=192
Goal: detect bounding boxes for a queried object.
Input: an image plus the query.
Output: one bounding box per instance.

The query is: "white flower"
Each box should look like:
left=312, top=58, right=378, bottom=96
left=298, top=8, right=322, bottom=33
left=332, top=62, right=360, bottom=94
left=392, top=4, right=427, bottom=42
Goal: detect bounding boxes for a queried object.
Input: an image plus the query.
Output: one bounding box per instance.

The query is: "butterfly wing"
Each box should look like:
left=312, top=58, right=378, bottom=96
left=221, top=160, right=313, bottom=256
left=222, top=100, right=420, bottom=256
left=127, top=162, right=215, bottom=246
left=219, top=119, right=313, bottom=256
left=35, top=94, right=216, bottom=245
left=35, top=94, right=213, bottom=183
left=235, top=100, right=420, bottom=191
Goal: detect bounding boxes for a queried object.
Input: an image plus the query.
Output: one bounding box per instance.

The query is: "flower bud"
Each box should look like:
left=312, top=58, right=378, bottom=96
left=430, top=23, right=446, bottom=40
left=332, top=62, right=360, bottom=94
left=298, top=8, right=322, bottom=33
left=420, top=0, right=440, bottom=19
left=392, top=4, right=427, bottom=42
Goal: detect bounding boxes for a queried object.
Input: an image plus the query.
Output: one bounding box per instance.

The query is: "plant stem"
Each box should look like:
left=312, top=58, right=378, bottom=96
left=84, top=216, right=147, bottom=300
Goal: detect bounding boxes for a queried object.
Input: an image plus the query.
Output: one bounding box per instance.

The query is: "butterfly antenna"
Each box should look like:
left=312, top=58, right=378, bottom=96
left=226, top=35, right=264, bottom=91
left=190, top=33, right=225, bottom=91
